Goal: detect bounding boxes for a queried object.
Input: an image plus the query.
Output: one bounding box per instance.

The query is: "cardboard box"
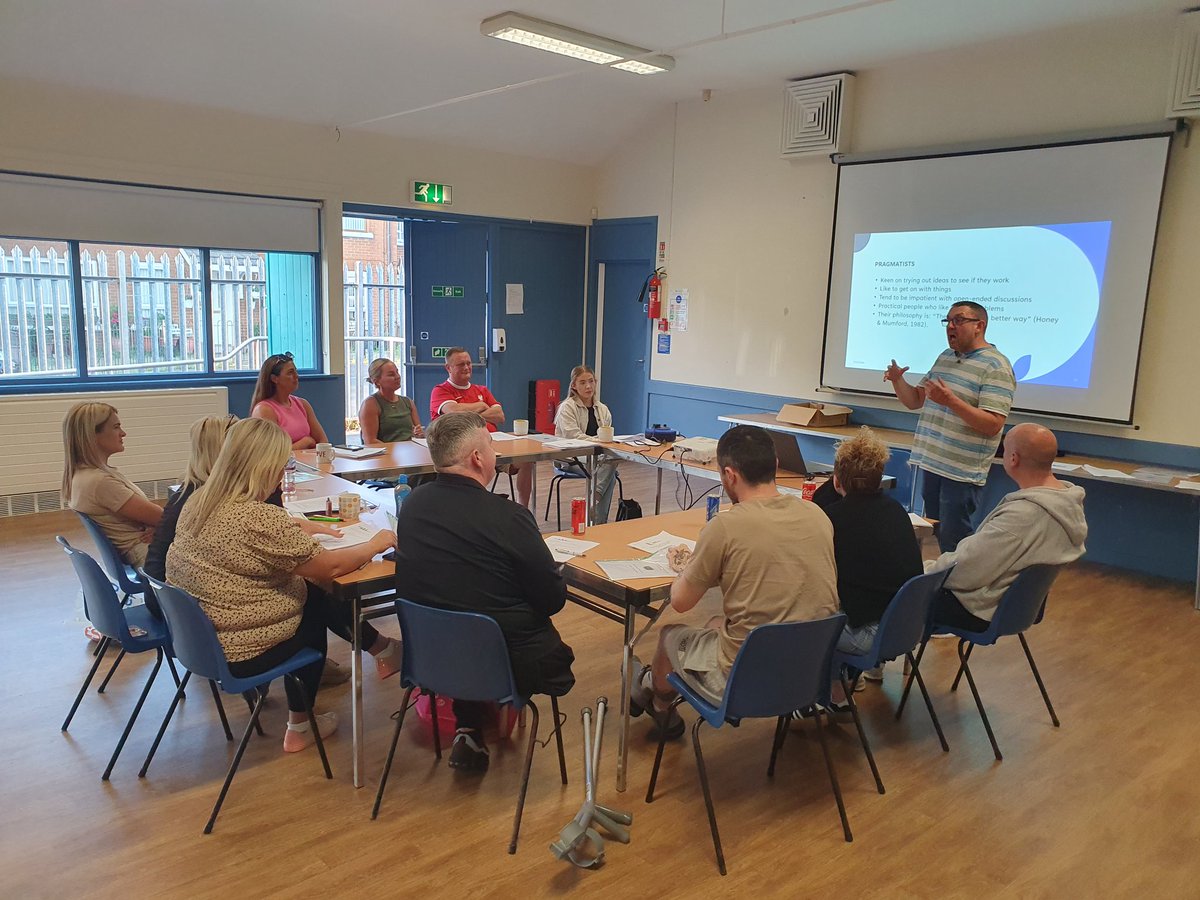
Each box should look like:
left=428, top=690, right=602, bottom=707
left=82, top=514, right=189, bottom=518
left=776, top=402, right=852, bottom=428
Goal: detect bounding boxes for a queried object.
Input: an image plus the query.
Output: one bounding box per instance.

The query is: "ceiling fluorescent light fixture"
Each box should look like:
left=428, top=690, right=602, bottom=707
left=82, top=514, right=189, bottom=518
left=481, top=12, right=674, bottom=75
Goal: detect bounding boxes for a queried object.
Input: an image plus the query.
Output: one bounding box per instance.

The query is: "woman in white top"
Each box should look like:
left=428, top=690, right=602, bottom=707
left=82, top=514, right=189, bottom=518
left=62, top=401, right=164, bottom=567
left=554, top=365, right=619, bottom=524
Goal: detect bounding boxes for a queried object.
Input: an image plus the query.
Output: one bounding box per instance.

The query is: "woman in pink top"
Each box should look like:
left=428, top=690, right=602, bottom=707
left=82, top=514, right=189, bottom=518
left=249, top=352, right=330, bottom=450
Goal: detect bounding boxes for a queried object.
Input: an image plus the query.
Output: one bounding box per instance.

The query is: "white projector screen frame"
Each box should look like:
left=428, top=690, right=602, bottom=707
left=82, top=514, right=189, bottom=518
left=820, top=132, right=1171, bottom=424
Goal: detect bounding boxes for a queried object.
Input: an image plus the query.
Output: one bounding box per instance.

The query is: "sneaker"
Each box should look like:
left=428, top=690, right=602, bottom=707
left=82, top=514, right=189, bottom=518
left=650, top=707, right=686, bottom=741
left=863, top=665, right=885, bottom=682
left=628, top=657, right=654, bottom=718
left=374, top=638, right=403, bottom=680
left=448, top=729, right=490, bottom=772
left=283, top=711, right=338, bottom=753
left=320, top=657, right=351, bottom=686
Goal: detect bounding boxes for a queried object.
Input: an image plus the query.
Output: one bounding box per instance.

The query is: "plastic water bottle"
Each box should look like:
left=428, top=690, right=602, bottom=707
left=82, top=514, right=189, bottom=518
left=282, top=456, right=297, bottom=495
left=394, top=475, right=411, bottom=520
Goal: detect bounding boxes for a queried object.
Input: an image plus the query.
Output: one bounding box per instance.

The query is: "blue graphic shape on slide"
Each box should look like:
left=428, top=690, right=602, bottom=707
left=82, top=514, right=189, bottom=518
left=846, top=222, right=1109, bottom=389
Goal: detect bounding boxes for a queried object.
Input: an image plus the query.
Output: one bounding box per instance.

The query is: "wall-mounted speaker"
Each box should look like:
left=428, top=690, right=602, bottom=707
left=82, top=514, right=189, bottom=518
left=1167, top=10, right=1200, bottom=118
left=780, top=72, right=854, bottom=159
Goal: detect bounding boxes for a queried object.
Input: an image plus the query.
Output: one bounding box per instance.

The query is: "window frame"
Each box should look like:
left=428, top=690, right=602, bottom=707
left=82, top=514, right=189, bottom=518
left=0, top=235, right=323, bottom=393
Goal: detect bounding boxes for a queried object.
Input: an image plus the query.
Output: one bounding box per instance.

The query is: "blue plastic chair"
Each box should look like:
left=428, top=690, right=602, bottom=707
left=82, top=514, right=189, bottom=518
left=832, top=570, right=953, bottom=793
left=544, top=459, right=623, bottom=530
left=57, top=536, right=179, bottom=781
left=139, top=576, right=332, bottom=834
left=371, top=598, right=568, bottom=854
left=645, top=614, right=850, bottom=875
left=898, top=564, right=1062, bottom=761
left=75, top=511, right=147, bottom=603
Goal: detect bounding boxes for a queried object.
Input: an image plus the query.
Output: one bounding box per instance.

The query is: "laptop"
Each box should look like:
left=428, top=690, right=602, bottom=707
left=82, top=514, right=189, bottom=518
left=768, top=431, right=831, bottom=477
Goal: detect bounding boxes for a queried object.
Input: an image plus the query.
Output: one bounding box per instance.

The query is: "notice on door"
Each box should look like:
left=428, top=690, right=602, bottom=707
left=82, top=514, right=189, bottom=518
left=657, top=333, right=671, bottom=354
left=505, top=283, right=524, bottom=315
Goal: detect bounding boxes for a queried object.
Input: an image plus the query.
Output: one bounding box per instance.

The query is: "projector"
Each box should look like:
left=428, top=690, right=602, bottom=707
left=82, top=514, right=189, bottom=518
left=673, top=436, right=719, bottom=465
left=645, top=424, right=677, bottom=442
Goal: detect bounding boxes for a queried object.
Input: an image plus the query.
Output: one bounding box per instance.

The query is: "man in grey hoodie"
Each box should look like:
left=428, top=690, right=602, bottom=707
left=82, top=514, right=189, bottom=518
left=926, top=423, right=1087, bottom=631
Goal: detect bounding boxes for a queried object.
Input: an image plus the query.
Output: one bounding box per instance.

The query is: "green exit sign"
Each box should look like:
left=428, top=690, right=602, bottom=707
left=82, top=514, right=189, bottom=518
left=431, top=346, right=451, bottom=359
left=431, top=285, right=465, bottom=298
left=413, top=181, right=452, bottom=205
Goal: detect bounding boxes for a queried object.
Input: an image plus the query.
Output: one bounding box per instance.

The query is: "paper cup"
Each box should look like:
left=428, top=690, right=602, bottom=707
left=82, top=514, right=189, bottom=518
left=596, top=425, right=615, bottom=443
left=338, top=492, right=362, bottom=521
left=512, top=419, right=529, bottom=436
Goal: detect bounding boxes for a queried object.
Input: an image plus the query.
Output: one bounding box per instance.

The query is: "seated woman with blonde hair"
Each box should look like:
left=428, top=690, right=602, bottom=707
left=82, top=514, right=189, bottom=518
left=554, top=364, right=619, bottom=524
left=358, top=357, right=424, bottom=444
left=250, top=351, right=329, bottom=450
left=168, top=417, right=402, bottom=752
left=62, top=401, right=163, bottom=568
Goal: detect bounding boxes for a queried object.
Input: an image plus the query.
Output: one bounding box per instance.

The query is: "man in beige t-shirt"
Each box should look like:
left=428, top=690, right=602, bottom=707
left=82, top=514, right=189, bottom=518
left=631, top=425, right=839, bottom=739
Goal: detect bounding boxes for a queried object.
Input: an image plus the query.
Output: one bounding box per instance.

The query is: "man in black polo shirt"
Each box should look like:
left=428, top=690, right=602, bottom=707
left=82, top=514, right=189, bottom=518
left=394, top=411, right=574, bottom=771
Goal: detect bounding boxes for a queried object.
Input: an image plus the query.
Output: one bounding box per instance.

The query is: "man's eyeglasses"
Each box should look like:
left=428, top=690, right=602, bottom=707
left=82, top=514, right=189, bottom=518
left=941, top=316, right=981, bottom=327
left=267, top=351, right=294, bottom=373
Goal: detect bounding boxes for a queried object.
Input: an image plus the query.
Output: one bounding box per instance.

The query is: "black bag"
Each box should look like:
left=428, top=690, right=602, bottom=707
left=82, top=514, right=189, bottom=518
left=615, top=477, right=642, bottom=521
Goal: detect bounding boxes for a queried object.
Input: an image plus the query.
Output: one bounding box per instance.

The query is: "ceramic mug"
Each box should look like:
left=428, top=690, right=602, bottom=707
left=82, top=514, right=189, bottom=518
left=316, top=442, right=335, bottom=464
left=596, top=425, right=615, bottom=443
left=512, top=419, right=529, bottom=436
left=337, top=491, right=362, bottom=521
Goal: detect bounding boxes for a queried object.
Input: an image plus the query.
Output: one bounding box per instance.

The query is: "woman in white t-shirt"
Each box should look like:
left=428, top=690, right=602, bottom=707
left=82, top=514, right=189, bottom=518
left=553, top=365, right=619, bottom=524
left=61, top=401, right=164, bottom=567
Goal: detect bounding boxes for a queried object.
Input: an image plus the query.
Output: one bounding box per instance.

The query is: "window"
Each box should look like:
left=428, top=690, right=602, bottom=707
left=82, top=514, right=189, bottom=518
left=0, top=238, right=75, bottom=380
left=0, top=236, right=318, bottom=384
left=343, top=216, right=372, bottom=237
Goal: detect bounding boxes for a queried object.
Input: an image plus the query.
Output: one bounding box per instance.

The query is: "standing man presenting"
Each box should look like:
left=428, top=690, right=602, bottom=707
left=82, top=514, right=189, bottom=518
left=430, top=347, right=532, bottom=508
left=885, top=302, right=1015, bottom=552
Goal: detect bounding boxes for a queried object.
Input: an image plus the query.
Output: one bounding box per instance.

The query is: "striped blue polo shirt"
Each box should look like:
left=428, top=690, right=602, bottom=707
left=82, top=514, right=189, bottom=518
left=910, top=345, right=1015, bottom=485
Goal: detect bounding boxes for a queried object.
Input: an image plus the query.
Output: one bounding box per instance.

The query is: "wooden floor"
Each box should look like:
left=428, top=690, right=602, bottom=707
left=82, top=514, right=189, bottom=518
left=4, top=460, right=1199, bottom=898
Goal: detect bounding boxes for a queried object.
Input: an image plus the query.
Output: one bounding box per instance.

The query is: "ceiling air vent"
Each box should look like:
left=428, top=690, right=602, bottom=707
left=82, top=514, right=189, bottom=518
left=781, top=72, right=854, bottom=158
left=1168, top=10, right=1200, bottom=118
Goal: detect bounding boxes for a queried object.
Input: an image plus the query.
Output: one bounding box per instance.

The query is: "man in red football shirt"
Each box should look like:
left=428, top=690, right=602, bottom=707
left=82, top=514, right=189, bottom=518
left=430, top=347, right=532, bottom=507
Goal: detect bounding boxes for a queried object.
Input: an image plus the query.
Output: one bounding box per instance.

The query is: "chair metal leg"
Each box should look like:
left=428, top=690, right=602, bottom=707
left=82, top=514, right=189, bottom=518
left=896, top=638, right=930, bottom=719
left=242, top=690, right=266, bottom=737
left=428, top=690, right=442, bottom=760
left=63, top=638, right=110, bottom=731
left=508, top=699, right=540, bottom=854
left=92, top=633, right=107, bottom=657
left=812, top=707, right=853, bottom=843
left=543, top=476, right=558, bottom=522
left=139, top=671, right=192, bottom=777
left=767, top=715, right=788, bottom=778
left=102, top=648, right=162, bottom=780
left=209, top=679, right=233, bottom=741
left=1017, top=633, right=1060, bottom=727
left=372, top=686, right=414, bottom=820
left=842, top=674, right=884, bottom=794
left=204, top=688, right=268, bottom=834
left=907, top=651, right=950, bottom=752
left=293, top=674, right=333, bottom=780
left=691, top=718, right=727, bottom=875
left=950, top=642, right=976, bottom=692
left=645, top=696, right=683, bottom=802
left=166, top=656, right=183, bottom=691
left=957, top=640, right=1002, bottom=761
left=97, top=648, right=127, bottom=693
left=550, top=696, right=568, bottom=786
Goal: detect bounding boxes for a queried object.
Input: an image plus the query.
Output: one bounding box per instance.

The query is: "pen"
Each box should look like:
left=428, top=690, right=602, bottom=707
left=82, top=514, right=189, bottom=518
left=308, top=515, right=342, bottom=522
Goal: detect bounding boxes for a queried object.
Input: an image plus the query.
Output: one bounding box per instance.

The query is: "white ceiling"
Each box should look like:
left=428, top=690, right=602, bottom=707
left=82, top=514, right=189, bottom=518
left=0, top=0, right=1181, bottom=166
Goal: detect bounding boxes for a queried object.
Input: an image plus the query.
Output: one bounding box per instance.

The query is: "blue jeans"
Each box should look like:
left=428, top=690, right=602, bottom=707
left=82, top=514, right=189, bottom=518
left=921, top=470, right=981, bottom=553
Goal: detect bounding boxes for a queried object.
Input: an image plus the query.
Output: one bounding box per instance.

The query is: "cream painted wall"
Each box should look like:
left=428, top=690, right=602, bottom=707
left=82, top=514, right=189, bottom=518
left=0, top=79, right=597, bottom=372
left=594, top=14, right=1199, bottom=447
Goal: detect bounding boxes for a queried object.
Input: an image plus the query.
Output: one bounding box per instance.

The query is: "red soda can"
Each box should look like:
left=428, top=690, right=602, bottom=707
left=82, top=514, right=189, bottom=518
left=571, top=498, right=587, bottom=534
left=801, top=478, right=817, bottom=502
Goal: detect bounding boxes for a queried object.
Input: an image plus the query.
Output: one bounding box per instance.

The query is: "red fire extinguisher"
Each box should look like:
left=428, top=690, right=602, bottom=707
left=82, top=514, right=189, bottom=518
left=647, top=269, right=663, bottom=320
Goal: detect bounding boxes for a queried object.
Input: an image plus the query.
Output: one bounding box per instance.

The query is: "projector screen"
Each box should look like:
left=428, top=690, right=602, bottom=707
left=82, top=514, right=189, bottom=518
left=821, top=134, right=1171, bottom=424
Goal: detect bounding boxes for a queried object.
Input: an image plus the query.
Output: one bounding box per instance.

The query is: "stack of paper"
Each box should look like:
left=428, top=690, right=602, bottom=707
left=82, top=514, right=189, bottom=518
left=311, top=521, right=378, bottom=549
left=1081, top=464, right=1133, bottom=479
left=628, top=531, right=696, bottom=554
left=543, top=535, right=599, bottom=562
left=334, top=445, right=385, bottom=459
left=490, top=431, right=522, bottom=442
left=543, top=438, right=595, bottom=451
left=596, top=557, right=677, bottom=580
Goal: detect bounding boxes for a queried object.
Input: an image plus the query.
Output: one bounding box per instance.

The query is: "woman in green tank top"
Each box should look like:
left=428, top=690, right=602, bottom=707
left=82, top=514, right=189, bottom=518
left=358, top=358, right=425, bottom=443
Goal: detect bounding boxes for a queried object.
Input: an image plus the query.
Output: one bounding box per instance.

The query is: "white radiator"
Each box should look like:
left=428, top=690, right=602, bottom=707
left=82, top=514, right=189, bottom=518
left=0, top=386, right=228, bottom=517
